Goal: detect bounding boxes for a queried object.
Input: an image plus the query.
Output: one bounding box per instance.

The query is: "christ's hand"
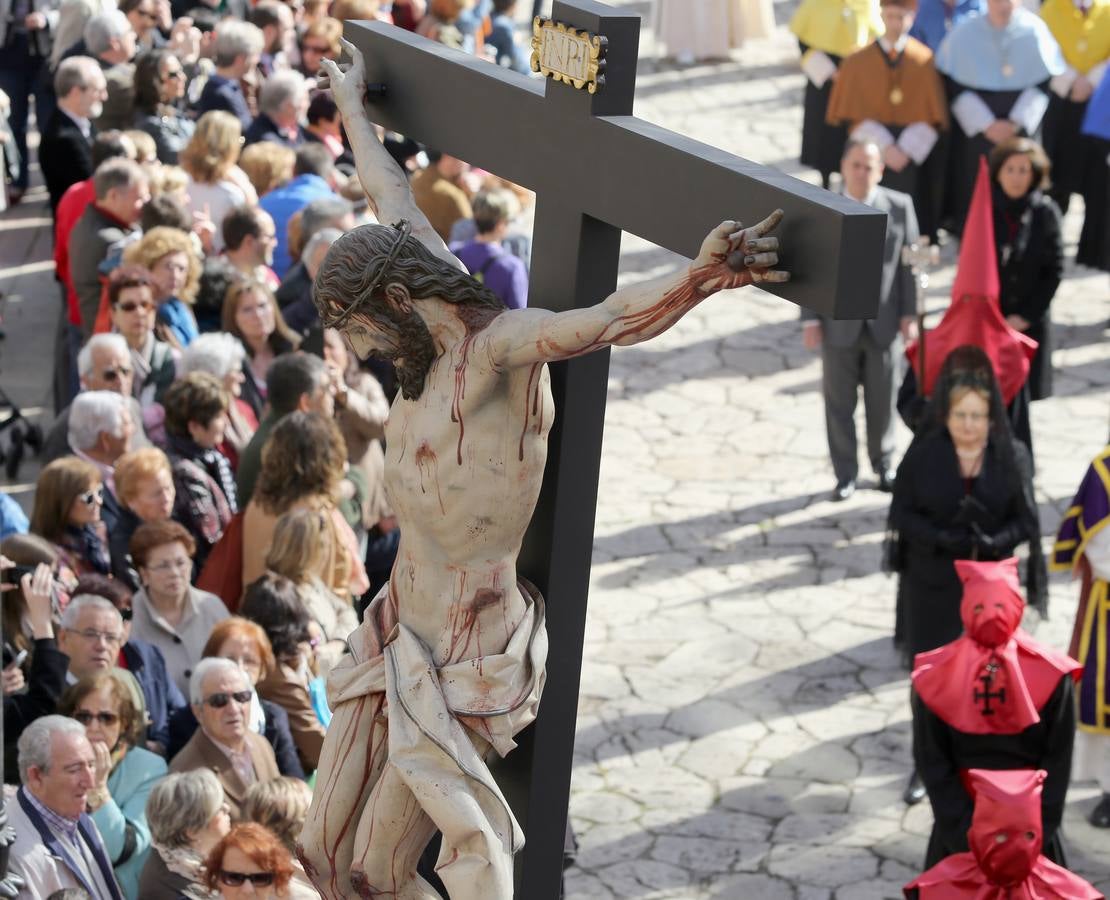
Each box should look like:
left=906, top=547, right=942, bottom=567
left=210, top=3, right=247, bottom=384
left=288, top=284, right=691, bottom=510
left=691, top=211, right=789, bottom=293
left=318, top=38, right=370, bottom=122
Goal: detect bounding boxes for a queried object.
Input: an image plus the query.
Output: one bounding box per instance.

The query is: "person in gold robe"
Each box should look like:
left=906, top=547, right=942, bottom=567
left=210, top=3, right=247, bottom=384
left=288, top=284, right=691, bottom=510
left=1040, top=0, right=1110, bottom=269
left=827, top=0, right=950, bottom=237
left=790, top=0, right=884, bottom=187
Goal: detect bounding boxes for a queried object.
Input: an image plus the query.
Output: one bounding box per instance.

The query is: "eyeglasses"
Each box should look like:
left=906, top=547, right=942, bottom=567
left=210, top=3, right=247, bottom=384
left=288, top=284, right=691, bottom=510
left=146, top=558, right=191, bottom=574
left=77, top=487, right=104, bottom=506
left=74, top=628, right=122, bottom=645
left=302, top=43, right=330, bottom=53
left=219, top=871, right=275, bottom=888
left=116, top=300, right=154, bottom=313
left=203, top=690, right=252, bottom=708
left=99, top=366, right=133, bottom=382
left=162, top=68, right=186, bottom=80
left=73, top=710, right=120, bottom=726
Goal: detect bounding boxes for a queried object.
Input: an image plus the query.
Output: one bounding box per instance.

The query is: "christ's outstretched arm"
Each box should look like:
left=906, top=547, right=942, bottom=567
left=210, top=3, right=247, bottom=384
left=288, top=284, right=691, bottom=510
left=486, top=216, right=789, bottom=369
left=318, top=41, right=466, bottom=274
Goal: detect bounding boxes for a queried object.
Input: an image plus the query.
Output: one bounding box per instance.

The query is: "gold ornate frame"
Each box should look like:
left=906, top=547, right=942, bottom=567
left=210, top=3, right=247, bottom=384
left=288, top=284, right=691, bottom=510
left=529, top=17, right=607, bottom=94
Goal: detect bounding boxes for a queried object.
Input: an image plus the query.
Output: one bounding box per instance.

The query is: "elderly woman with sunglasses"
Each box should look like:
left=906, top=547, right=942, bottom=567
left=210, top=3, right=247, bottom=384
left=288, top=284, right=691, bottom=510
left=128, top=520, right=229, bottom=697
left=204, top=822, right=295, bottom=900
left=29, top=457, right=112, bottom=578
left=170, top=658, right=281, bottom=820
left=140, top=769, right=231, bottom=900
left=108, top=265, right=179, bottom=411
left=59, top=669, right=170, bottom=900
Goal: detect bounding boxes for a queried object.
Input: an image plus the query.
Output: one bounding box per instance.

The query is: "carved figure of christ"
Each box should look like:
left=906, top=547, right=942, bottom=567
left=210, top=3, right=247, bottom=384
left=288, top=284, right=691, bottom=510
left=296, top=39, right=787, bottom=900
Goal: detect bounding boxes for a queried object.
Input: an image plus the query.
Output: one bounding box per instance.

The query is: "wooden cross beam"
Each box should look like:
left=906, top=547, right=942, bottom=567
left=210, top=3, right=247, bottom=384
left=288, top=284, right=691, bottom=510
left=346, top=5, right=886, bottom=896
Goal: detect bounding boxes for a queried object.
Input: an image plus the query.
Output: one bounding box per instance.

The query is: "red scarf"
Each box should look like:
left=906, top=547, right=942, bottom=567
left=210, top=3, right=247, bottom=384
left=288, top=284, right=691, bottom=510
left=905, top=769, right=1103, bottom=899
left=912, top=559, right=1080, bottom=734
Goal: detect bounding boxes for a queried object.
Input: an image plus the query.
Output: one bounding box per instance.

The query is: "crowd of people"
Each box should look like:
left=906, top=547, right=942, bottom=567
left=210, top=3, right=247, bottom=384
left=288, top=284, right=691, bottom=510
left=0, top=0, right=540, bottom=897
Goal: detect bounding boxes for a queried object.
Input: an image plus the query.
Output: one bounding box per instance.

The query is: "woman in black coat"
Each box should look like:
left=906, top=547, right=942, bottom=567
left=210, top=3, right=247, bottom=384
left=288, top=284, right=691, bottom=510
left=890, top=365, right=1045, bottom=659
left=990, top=137, right=1064, bottom=402
left=132, top=49, right=196, bottom=165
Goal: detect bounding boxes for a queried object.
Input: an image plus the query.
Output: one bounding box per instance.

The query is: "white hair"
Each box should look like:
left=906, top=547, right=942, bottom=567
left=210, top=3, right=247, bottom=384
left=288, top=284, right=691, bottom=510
left=214, top=19, right=264, bottom=69
left=190, top=656, right=247, bottom=704
left=302, top=227, right=343, bottom=267
left=59, top=593, right=123, bottom=631
left=83, top=9, right=131, bottom=56
left=181, top=332, right=247, bottom=380
left=77, top=332, right=129, bottom=380
left=51, top=0, right=115, bottom=68
left=67, top=390, right=128, bottom=451
left=259, top=69, right=308, bottom=118
left=17, top=715, right=88, bottom=784
left=146, top=770, right=226, bottom=848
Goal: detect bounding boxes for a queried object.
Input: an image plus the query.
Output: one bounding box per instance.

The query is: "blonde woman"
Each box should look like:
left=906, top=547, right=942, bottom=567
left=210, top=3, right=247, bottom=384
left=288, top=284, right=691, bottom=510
left=123, top=226, right=203, bottom=348
left=265, top=508, right=357, bottom=677
left=237, top=142, right=294, bottom=198
left=241, top=778, right=319, bottom=899
left=179, top=111, right=258, bottom=250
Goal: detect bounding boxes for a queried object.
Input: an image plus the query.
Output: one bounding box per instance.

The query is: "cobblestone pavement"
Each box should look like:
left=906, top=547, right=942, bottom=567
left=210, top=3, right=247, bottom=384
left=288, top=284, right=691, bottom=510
left=1, top=6, right=1108, bottom=897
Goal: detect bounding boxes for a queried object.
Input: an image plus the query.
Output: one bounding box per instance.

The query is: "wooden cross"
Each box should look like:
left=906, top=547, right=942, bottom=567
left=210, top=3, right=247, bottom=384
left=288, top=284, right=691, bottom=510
left=346, top=3, right=886, bottom=895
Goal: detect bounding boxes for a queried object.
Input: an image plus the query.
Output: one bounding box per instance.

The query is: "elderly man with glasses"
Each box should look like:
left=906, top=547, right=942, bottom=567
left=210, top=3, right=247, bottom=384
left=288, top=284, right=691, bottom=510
left=43, top=335, right=151, bottom=465
left=170, top=657, right=280, bottom=819
left=57, top=594, right=128, bottom=686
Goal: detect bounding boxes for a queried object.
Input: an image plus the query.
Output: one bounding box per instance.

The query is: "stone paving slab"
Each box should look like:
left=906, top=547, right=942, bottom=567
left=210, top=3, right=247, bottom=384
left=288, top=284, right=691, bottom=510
left=1, top=7, right=1109, bottom=897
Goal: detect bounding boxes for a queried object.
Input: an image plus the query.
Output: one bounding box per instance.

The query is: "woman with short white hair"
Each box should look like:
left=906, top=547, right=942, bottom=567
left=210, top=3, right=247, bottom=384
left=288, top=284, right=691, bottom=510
left=181, top=334, right=258, bottom=470
left=139, top=769, right=230, bottom=900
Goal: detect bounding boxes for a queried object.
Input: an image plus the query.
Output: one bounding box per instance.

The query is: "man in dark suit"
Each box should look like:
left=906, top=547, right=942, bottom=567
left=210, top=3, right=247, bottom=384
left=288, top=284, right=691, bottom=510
left=192, top=18, right=263, bottom=131
left=243, top=68, right=309, bottom=148
left=802, top=138, right=919, bottom=501
left=169, top=658, right=281, bottom=818
left=39, top=55, right=104, bottom=215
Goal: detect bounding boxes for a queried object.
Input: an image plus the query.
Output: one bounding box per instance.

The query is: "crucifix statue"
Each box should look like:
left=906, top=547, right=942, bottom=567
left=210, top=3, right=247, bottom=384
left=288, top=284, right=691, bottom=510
left=297, top=3, right=886, bottom=898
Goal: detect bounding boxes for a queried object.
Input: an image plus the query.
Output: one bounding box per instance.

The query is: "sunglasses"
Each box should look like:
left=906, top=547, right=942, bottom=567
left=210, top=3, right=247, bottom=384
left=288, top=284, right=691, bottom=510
left=162, top=68, right=186, bottom=80
left=203, top=690, right=252, bottom=708
left=119, top=607, right=133, bottom=622
left=100, top=366, right=133, bottom=382
left=219, top=871, right=275, bottom=887
left=78, top=487, right=104, bottom=506
left=116, top=300, right=154, bottom=313
left=73, top=711, right=119, bottom=726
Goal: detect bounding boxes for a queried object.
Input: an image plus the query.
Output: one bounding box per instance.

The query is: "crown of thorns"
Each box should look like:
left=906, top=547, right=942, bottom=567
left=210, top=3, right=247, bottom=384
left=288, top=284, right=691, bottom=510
left=320, top=219, right=413, bottom=330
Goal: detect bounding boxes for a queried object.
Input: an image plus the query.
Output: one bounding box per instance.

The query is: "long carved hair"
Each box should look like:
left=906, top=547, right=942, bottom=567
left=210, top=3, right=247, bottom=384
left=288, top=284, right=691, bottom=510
left=312, top=223, right=504, bottom=324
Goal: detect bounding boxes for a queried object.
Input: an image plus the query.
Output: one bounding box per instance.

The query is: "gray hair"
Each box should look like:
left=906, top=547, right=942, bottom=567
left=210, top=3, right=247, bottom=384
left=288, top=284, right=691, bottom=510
left=302, top=227, right=343, bottom=269
left=258, top=69, right=307, bottom=119
left=301, top=197, right=352, bottom=249
left=77, top=332, right=129, bottom=379
left=17, top=715, right=88, bottom=784
left=83, top=9, right=131, bottom=56
left=93, top=157, right=147, bottom=201
left=181, top=332, right=247, bottom=380
left=214, top=19, right=264, bottom=69
left=189, top=656, right=246, bottom=704
left=59, top=593, right=123, bottom=631
left=67, top=390, right=128, bottom=451
left=52, top=0, right=114, bottom=68
left=54, top=55, right=100, bottom=99
left=472, top=189, right=517, bottom=235
left=146, top=770, right=225, bottom=848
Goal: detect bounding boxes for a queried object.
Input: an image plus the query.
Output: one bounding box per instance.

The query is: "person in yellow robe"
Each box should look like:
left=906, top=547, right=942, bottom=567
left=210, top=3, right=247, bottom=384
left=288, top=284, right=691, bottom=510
left=790, top=0, right=884, bottom=187
left=827, top=0, right=950, bottom=237
left=1040, top=0, right=1110, bottom=269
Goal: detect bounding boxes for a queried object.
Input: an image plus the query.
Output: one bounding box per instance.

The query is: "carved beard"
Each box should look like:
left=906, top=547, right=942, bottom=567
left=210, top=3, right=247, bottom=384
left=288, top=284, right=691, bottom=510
left=371, top=305, right=438, bottom=401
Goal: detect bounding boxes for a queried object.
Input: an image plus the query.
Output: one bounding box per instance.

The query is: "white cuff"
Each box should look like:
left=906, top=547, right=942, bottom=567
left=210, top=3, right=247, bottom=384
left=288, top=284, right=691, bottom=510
left=801, top=49, right=838, bottom=89
left=951, top=91, right=996, bottom=136
left=1009, top=87, right=1049, bottom=134
left=897, top=122, right=939, bottom=164
left=1049, top=66, right=1078, bottom=98
left=851, top=119, right=896, bottom=149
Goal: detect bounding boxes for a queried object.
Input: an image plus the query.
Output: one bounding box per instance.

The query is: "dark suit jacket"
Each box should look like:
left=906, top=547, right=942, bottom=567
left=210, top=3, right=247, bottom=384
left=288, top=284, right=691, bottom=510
left=801, top=185, right=919, bottom=348
left=193, top=73, right=252, bottom=131
left=122, top=640, right=188, bottom=750
left=243, top=112, right=307, bottom=148
left=39, top=110, right=94, bottom=214
left=3, top=638, right=69, bottom=779
left=169, top=727, right=280, bottom=818
left=69, top=204, right=133, bottom=339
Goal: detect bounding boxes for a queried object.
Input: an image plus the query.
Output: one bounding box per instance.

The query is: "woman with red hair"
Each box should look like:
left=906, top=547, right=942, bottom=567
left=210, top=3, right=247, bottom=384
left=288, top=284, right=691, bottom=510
left=204, top=822, right=294, bottom=899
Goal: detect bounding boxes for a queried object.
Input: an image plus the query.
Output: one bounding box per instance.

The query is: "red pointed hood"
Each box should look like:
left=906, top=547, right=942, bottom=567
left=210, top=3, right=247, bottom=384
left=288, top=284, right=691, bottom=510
left=906, top=157, right=1037, bottom=405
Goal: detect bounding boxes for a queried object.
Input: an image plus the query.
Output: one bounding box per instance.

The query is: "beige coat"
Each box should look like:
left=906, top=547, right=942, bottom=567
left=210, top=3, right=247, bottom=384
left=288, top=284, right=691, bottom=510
left=168, top=728, right=280, bottom=820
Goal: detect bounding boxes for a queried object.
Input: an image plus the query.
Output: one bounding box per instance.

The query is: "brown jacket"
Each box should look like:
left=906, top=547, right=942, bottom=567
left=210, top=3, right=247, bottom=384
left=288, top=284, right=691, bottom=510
left=256, top=661, right=326, bottom=774
left=168, top=728, right=279, bottom=819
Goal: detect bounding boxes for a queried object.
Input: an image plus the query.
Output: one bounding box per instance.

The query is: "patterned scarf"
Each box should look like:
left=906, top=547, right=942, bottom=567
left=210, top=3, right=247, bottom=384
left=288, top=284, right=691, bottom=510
left=63, top=523, right=111, bottom=575
left=167, top=433, right=239, bottom=514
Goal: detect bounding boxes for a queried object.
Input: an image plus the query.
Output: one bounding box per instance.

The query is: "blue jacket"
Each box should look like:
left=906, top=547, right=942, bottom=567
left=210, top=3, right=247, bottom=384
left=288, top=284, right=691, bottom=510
left=259, top=174, right=335, bottom=277
left=122, top=640, right=188, bottom=751
left=193, top=74, right=252, bottom=132
left=94, top=746, right=168, bottom=900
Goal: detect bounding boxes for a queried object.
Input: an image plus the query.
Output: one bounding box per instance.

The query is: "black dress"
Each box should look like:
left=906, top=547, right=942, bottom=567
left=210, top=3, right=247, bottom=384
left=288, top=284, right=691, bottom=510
left=993, top=188, right=1064, bottom=401
left=912, top=674, right=1075, bottom=867
left=891, top=429, right=1037, bottom=656
left=799, top=43, right=848, bottom=187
